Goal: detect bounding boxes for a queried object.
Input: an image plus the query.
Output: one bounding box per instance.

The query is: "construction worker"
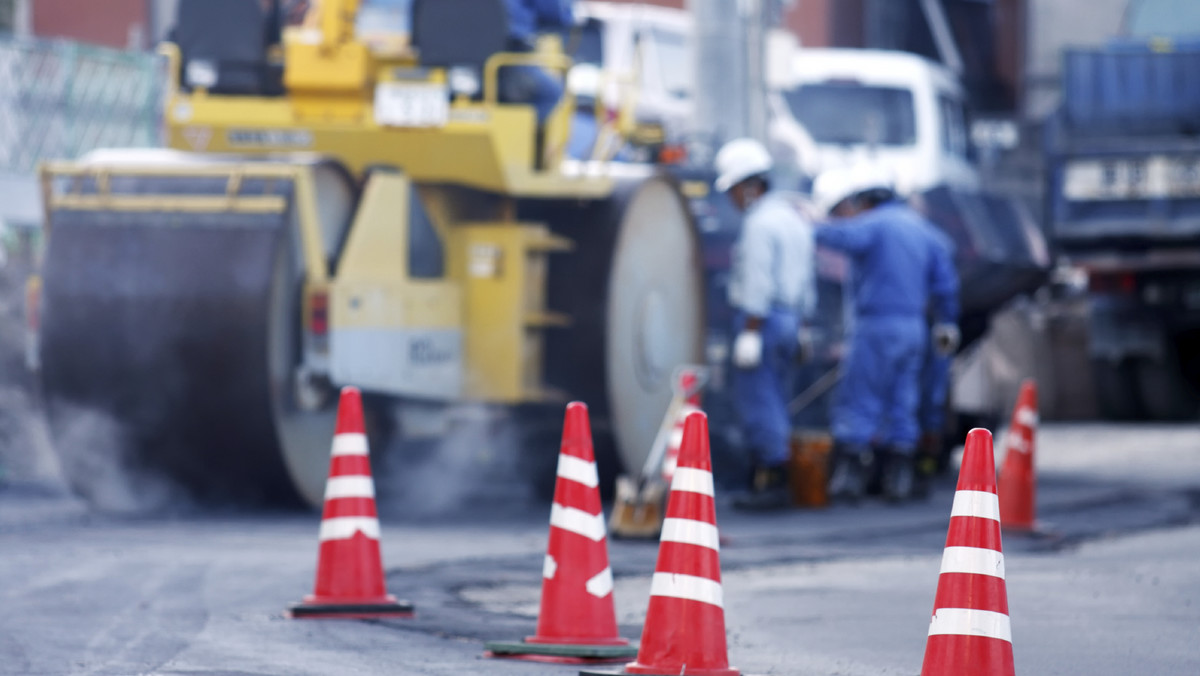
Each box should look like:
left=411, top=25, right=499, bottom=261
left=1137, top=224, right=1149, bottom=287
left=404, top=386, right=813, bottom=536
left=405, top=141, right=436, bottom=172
left=500, top=0, right=576, bottom=123
left=811, top=165, right=959, bottom=502
left=714, top=138, right=817, bottom=511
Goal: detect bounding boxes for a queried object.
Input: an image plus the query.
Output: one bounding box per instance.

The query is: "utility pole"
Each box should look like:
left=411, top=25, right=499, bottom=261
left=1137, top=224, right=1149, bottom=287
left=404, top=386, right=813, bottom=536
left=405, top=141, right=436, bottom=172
left=689, top=0, right=778, bottom=162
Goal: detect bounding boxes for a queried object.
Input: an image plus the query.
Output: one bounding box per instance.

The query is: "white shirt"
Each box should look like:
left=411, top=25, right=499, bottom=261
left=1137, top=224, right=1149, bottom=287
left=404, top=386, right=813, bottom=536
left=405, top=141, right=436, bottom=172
left=728, top=191, right=817, bottom=320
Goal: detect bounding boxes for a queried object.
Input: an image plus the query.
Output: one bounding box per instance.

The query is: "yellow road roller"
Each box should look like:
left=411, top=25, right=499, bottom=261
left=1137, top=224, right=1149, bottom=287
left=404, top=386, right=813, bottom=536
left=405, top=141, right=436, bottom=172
left=33, top=0, right=704, bottom=507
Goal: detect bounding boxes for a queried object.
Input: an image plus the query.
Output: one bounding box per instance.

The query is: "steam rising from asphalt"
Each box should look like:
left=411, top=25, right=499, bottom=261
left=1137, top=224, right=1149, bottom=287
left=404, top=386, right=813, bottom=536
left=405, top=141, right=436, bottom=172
left=374, top=403, right=545, bottom=517
left=41, top=401, right=190, bottom=514
left=0, top=266, right=189, bottom=514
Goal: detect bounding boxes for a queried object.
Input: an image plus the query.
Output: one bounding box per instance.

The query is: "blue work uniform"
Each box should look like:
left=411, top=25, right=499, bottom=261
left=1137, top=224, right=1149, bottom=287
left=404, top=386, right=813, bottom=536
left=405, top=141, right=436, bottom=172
left=815, top=201, right=958, bottom=452
left=501, top=0, right=574, bottom=122
left=730, top=192, right=817, bottom=469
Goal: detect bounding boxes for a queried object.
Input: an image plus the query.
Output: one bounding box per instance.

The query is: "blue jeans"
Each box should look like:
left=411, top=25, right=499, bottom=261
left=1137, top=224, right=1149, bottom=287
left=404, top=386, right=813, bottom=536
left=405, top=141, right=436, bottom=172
left=832, top=316, right=926, bottom=452
left=732, top=309, right=799, bottom=468
left=498, top=64, right=563, bottom=124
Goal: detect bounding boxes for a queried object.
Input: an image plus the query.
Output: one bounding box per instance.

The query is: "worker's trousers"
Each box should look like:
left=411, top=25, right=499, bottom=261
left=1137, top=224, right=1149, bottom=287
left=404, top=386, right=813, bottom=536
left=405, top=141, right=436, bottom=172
left=832, top=315, right=926, bottom=452
left=732, top=309, right=799, bottom=469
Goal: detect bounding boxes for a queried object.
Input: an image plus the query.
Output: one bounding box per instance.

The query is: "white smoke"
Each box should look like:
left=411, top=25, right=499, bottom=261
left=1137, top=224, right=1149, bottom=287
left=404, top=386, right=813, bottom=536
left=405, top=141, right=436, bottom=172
left=373, top=403, right=540, bottom=516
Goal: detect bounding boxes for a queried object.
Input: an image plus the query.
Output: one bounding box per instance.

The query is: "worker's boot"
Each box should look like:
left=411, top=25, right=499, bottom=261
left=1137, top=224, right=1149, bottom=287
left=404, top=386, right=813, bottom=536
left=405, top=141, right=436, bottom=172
left=880, top=446, right=916, bottom=502
left=827, top=443, right=871, bottom=503
left=733, top=465, right=791, bottom=511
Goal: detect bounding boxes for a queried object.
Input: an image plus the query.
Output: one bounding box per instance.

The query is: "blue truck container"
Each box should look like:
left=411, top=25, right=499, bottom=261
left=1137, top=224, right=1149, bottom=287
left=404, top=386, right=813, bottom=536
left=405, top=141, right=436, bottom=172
left=1047, top=36, right=1200, bottom=420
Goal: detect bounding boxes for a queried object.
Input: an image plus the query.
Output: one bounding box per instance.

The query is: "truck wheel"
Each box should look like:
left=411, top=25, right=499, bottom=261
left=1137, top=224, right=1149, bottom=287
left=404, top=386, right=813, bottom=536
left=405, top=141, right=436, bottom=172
left=1092, top=359, right=1145, bottom=421
left=1134, top=355, right=1200, bottom=422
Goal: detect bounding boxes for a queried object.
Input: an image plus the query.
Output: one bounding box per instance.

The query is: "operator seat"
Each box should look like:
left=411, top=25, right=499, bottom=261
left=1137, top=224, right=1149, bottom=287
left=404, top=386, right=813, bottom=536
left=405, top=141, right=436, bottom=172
left=172, top=0, right=284, bottom=96
left=410, top=0, right=509, bottom=71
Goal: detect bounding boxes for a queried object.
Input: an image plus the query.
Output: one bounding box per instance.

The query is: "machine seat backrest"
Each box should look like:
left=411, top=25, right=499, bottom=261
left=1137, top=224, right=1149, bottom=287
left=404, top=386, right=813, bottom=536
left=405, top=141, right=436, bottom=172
left=411, top=0, right=509, bottom=70
left=173, top=0, right=278, bottom=95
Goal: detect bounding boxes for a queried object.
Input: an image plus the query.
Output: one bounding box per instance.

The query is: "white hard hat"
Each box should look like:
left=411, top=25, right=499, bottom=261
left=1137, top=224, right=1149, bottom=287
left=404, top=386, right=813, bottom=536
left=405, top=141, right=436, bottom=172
left=714, top=138, right=773, bottom=193
left=567, top=63, right=602, bottom=100
left=812, top=164, right=893, bottom=217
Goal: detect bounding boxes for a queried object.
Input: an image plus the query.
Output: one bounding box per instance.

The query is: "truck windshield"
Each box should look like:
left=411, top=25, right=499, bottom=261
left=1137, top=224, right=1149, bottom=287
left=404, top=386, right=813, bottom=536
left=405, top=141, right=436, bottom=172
left=1126, top=0, right=1200, bottom=38
left=784, top=83, right=917, bottom=147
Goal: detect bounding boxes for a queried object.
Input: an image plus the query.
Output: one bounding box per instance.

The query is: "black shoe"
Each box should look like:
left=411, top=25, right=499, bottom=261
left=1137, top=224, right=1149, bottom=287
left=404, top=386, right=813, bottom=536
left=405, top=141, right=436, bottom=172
left=827, top=444, right=871, bottom=503
left=881, top=449, right=916, bottom=502
left=733, top=466, right=791, bottom=511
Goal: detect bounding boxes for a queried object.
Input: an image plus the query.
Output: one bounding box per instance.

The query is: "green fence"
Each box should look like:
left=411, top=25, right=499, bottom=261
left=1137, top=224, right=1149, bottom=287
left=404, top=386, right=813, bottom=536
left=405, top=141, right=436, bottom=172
left=0, top=37, right=164, bottom=175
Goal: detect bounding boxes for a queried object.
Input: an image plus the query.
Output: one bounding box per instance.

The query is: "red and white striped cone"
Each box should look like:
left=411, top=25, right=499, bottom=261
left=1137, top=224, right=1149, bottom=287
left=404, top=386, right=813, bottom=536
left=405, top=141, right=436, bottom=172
left=604, top=411, right=738, bottom=676
left=288, top=387, right=413, bottom=619
left=999, top=380, right=1038, bottom=532
left=486, top=402, right=637, bottom=663
left=662, top=369, right=703, bottom=484
left=921, top=428, right=1014, bottom=676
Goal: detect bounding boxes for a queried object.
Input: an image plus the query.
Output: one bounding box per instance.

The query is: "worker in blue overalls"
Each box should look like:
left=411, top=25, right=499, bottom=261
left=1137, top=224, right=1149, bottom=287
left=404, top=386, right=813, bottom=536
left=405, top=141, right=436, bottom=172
left=714, top=138, right=817, bottom=511
left=500, top=0, right=575, bottom=123
left=812, top=165, right=959, bottom=502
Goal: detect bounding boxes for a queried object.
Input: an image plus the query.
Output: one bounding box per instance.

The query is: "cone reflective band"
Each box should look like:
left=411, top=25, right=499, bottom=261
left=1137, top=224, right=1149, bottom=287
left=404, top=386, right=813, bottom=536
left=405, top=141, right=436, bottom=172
left=486, top=402, right=636, bottom=663
left=662, top=369, right=702, bottom=483
left=288, top=387, right=413, bottom=619
left=921, top=428, right=1014, bottom=676
left=622, top=411, right=739, bottom=676
left=999, top=380, right=1038, bottom=532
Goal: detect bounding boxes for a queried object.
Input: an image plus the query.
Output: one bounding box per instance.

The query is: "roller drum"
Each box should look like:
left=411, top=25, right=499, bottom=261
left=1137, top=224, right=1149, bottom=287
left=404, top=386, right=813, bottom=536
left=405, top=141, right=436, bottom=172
left=536, top=171, right=707, bottom=480
left=39, top=206, right=308, bottom=505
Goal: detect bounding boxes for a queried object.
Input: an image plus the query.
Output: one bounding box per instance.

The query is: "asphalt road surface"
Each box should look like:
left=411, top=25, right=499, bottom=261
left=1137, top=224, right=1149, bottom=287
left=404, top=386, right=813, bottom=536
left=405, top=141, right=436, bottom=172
left=1, top=423, right=1198, bottom=675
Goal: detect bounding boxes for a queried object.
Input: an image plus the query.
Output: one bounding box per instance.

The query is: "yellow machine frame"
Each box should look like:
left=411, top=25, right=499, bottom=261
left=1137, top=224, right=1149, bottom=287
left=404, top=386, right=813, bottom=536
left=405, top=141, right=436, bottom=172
left=37, top=0, right=641, bottom=405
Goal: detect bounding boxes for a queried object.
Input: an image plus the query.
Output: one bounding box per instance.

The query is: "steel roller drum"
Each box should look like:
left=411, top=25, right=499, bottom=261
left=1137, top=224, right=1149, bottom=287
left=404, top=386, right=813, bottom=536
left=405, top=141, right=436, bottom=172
left=38, top=154, right=352, bottom=506
left=534, top=168, right=707, bottom=480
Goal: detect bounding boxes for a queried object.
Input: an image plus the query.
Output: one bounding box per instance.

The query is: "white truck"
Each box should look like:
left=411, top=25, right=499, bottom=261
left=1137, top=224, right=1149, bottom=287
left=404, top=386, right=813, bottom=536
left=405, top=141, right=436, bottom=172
left=768, top=47, right=980, bottom=195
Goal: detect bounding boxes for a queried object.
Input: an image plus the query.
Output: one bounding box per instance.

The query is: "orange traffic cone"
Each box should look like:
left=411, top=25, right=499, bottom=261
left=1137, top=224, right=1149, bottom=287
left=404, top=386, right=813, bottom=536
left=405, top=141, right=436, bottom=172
left=288, top=387, right=413, bottom=619
left=921, top=428, right=1014, bottom=676
left=486, top=402, right=637, bottom=662
left=587, top=411, right=738, bottom=676
left=661, top=368, right=703, bottom=484
left=999, top=380, right=1038, bottom=532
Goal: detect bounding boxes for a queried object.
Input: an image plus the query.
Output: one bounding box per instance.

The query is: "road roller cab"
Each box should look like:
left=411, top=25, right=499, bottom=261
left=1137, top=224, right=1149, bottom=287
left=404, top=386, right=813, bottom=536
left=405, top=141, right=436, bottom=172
left=34, top=0, right=705, bottom=507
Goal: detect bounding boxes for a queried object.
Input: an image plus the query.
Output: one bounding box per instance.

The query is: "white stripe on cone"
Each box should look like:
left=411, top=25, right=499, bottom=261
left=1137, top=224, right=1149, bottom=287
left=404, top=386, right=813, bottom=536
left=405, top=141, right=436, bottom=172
left=649, top=572, right=723, bottom=608
left=549, top=503, right=607, bottom=542
left=928, top=607, right=1012, bottom=642
left=1008, top=435, right=1030, bottom=454
left=668, top=427, right=684, bottom=449
left=324, top=476, right=376, bottom=500
left=671, top=467, right=715, bottom=497
left=586, top=567, right=614, bottom=598
left=331, top=433, right=368, bottom=456
left=661, top=517, right=720, bottom=552
left=939, top=546, right=1006, bottom=579
left=556, top=454, right=599, bottom=488
left=950, top=490, right=1001, bottom=521
left=1016, top=408, right=1038, bottom=427
left=319, top=516, right=381, bottom=542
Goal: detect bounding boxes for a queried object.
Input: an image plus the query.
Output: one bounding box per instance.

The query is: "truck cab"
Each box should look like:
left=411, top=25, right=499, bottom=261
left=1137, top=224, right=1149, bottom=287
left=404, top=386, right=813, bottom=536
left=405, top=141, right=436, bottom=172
left=767, top=48, right=980, bottom=195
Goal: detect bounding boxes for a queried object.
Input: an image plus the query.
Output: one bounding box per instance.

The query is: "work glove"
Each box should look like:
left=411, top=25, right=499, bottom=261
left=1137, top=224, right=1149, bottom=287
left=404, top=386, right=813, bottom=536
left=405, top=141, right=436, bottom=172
left=733, top=330, right=763, bottom=369
left=795, top=326, right=815, bottom=365
left=932, top=322, right=961, bottom=356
